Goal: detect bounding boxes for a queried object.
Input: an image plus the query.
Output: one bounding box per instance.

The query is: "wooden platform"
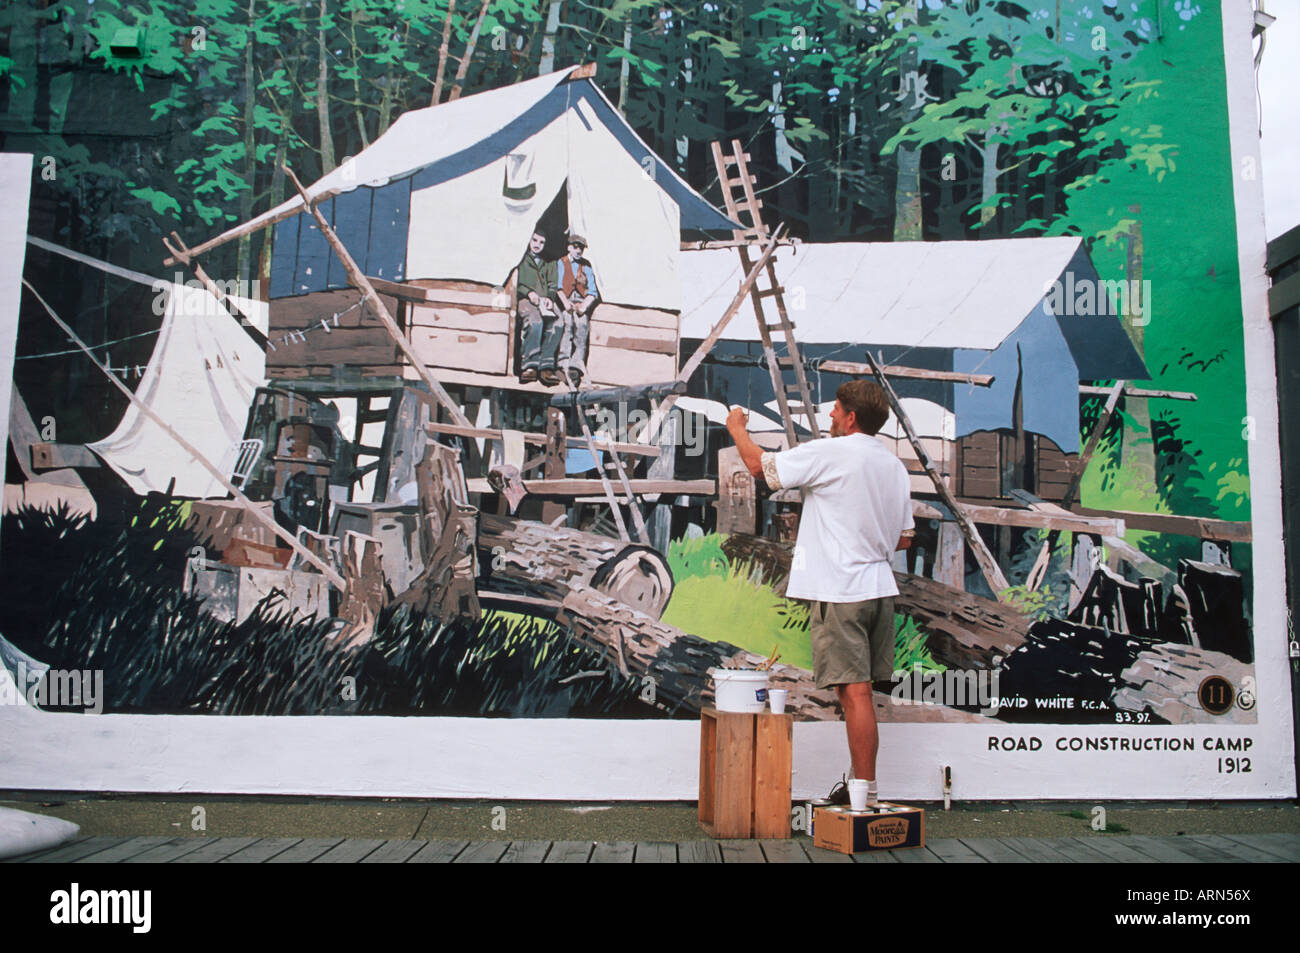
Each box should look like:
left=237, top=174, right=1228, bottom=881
left=8, top=833, right=1297, bottom=863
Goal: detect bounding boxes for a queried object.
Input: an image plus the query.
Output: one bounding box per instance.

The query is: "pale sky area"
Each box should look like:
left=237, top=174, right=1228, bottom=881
left=1260, top=0, right=1300, bottom=239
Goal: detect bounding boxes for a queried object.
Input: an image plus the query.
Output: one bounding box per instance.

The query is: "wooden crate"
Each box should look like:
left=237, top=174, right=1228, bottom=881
left=698, top=708, right=793, bottom=839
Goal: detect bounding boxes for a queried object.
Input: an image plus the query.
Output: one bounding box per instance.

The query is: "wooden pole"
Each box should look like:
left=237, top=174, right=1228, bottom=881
left=864, top=351, right=1010, bottom=599
left=574, top=408, right=631, bottom=541
left=818, top=360, right=994, bottom=387
left=1079, top=384, right=1194, bottom=401
left=22, top=279, right=347, bottom=590
left=1064, top=379, right=1126, bottom=509
left=635, top=224, right=787, bottom=446
left=160, top=232, right=271, bottom=349
left=283, top=165, right=473, bottom=430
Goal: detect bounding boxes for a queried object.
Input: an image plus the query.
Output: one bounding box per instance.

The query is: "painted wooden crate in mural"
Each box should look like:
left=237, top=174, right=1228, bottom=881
left=264, top=281, right=680, bottom=393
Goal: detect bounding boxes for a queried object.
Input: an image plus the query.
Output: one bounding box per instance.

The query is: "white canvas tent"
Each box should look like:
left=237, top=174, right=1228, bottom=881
left=679, top=238, right=1149, bottom=454
left=89, top=283, right=266, bottom=497
left=216, top=66, right=735, bottom=313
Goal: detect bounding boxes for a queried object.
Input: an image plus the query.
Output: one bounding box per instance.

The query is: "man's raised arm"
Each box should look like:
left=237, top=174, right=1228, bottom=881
left=726, top=407, right=767, bottom=480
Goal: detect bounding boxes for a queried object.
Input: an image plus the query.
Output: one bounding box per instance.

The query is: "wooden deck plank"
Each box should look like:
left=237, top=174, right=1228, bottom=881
left=1063, top=836, right=1151, bottom=863
left=499, top=841, right=553, bottom=864
left=801, top=841, right=855, bottom=863
left=311, top=838, right=387, bottom=863
left=220, top=838, right=303, bottom=863
left=1035, top=837, right=1114, bottom=864
left=544, top=841, right=594, bottom=863
left=264, top=838, right=344, bottom=863
left=1222, top=833, right=1300, bottom=862
left=171, top=837, right=260, bottom=864
left=73, top=836, right=173, bottom=863
left=761, top=840, right=810, bottom=863
left=959, top=838, right=1032, bottom=863
left=853, top=849, right=900, bottom=863
left=588, top=842, right=635, bottom=863
left=1152, top=836, right=1238, bottom=864
left=1122, top=835, right=1207, bottom=864
left=999, top=836, right=1080, bottom=864
left=407, top=840, right=469, bottom=863
left=359, top=840, right=428, bottom=864
left=454, top=841, right=510, bottom=864
left=122, top=838, right=211, bottom=864
left=718, top=840, right=767, bottom=864
left=11, top=836, right=128, bottom=864
left=678, top=841, right=722, bottom=863
left=926, top=838, right=989, bottom=863
left=1185, top=834, right=1287, bottom=864
left=895, top=846, right=945, bottom=863
left=634, top=842, right=678, bottom=863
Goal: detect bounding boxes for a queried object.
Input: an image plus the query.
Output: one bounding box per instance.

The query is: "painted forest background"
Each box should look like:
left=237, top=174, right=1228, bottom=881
left=1, top=0, right=1251, bottom=569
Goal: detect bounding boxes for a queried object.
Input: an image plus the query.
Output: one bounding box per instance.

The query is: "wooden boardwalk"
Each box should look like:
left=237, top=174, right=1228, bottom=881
left=8, top=833, right=1298, bottom=863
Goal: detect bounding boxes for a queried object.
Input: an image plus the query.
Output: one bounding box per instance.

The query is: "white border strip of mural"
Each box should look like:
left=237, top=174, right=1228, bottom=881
left=0, top=2, right=1294, bottom=800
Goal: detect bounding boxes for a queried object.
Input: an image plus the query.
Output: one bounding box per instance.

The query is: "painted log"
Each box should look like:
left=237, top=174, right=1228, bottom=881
left=477, top=512, right=673, bottom=619
left=554, top=583, right=841, bottom=720
left=720, top=532, right=1031, bottom=670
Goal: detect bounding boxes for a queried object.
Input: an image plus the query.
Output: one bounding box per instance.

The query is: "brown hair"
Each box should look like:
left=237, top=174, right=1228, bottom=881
left=836, top=379, right=890, bottom=435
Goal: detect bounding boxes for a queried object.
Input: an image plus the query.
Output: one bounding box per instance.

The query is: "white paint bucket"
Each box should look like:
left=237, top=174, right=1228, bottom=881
left=711, top=669, right=770, bottom=713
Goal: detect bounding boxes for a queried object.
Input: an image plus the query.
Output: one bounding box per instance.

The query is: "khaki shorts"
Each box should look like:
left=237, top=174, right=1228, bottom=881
left=808, top=597, right=896, bottom=690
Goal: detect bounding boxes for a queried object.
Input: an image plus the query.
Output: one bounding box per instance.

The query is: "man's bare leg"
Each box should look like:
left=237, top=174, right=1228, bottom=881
left=837, top=682, right=878, bottom=781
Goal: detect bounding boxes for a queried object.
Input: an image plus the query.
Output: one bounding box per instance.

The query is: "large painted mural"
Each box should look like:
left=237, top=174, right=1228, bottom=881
left=0, top=0, right=1271, bottom=760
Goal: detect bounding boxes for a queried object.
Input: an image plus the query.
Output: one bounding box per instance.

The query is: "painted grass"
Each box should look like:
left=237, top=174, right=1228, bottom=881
left=0, top=500, right=648, bottom=718
left=663, top=534, right=943, bottom=674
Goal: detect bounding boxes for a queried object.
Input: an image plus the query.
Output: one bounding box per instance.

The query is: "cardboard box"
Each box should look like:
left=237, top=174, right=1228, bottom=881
left=813, top=803, right=925, bottom=854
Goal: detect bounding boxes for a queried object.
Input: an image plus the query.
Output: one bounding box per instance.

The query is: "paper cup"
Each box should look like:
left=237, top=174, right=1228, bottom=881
left=768, top=689, right=789, bottom=714
left=848, top=779, right=871, bottom=812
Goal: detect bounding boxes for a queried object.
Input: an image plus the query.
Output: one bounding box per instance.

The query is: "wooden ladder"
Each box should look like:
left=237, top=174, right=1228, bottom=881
left=710, top=139, right=820, bottom=445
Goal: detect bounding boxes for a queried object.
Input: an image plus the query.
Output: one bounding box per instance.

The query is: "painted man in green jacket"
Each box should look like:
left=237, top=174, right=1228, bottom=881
left=516, top=230, right=563, bottom=386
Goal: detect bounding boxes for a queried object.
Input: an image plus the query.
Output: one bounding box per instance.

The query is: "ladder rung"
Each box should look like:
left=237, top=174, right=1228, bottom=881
left=784, top=383, right=805, bottom=393
left=784, top=404, right=817, bottom=414
left=725, top=175, right=758, bottom=189
left=776, top=356, right=795, bottom=368
left=755, top=285, right=784, bottom=298
left=763, top=322, right=793, bottom=332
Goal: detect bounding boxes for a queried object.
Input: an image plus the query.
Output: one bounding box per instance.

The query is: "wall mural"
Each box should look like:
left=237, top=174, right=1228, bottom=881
left=0, top=2, right=1259, bottom=740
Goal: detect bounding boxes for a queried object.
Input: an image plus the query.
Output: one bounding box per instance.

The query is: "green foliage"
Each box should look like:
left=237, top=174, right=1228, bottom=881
left=1000, top=583, right=1061, bottom=623
left=664, top=535, right=941, bottom=675
left=666, top=532, right=730, bottom=581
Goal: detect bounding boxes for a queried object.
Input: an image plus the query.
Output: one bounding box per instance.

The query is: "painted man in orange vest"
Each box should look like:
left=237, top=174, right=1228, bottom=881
left=555, top=233, right=599, bottom=387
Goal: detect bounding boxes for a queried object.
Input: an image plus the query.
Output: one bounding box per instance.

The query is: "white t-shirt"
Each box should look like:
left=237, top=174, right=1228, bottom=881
left=762, top=433, right=914, bottom=601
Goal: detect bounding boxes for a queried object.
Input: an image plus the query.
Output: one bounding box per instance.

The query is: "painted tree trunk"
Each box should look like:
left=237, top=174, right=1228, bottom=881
left=431, top=0, right=456, bottom=105
left=316, top=0, right=335, bottom=174
left=980, top=135, right=999, bottom=227
left=237, top=0, right=257, bottom=286
left=538, top=0, right=562, bottom=75
left=477, top=512, right=673, bottom=618
left=719, top=533, right=1031, bottom=670
left=1119, top=209, right=1157, bottom=486
left=618, top=19, right=632, bottom=113
left=556, top=583, right=841, bottom=719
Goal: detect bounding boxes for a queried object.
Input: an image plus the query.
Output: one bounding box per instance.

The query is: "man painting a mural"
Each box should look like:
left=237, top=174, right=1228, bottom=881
left=556, top=234, right=599, bottom=387
left=727, top=381, right=915, bottom=806
left=515, top=230, right=563, bottom=386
